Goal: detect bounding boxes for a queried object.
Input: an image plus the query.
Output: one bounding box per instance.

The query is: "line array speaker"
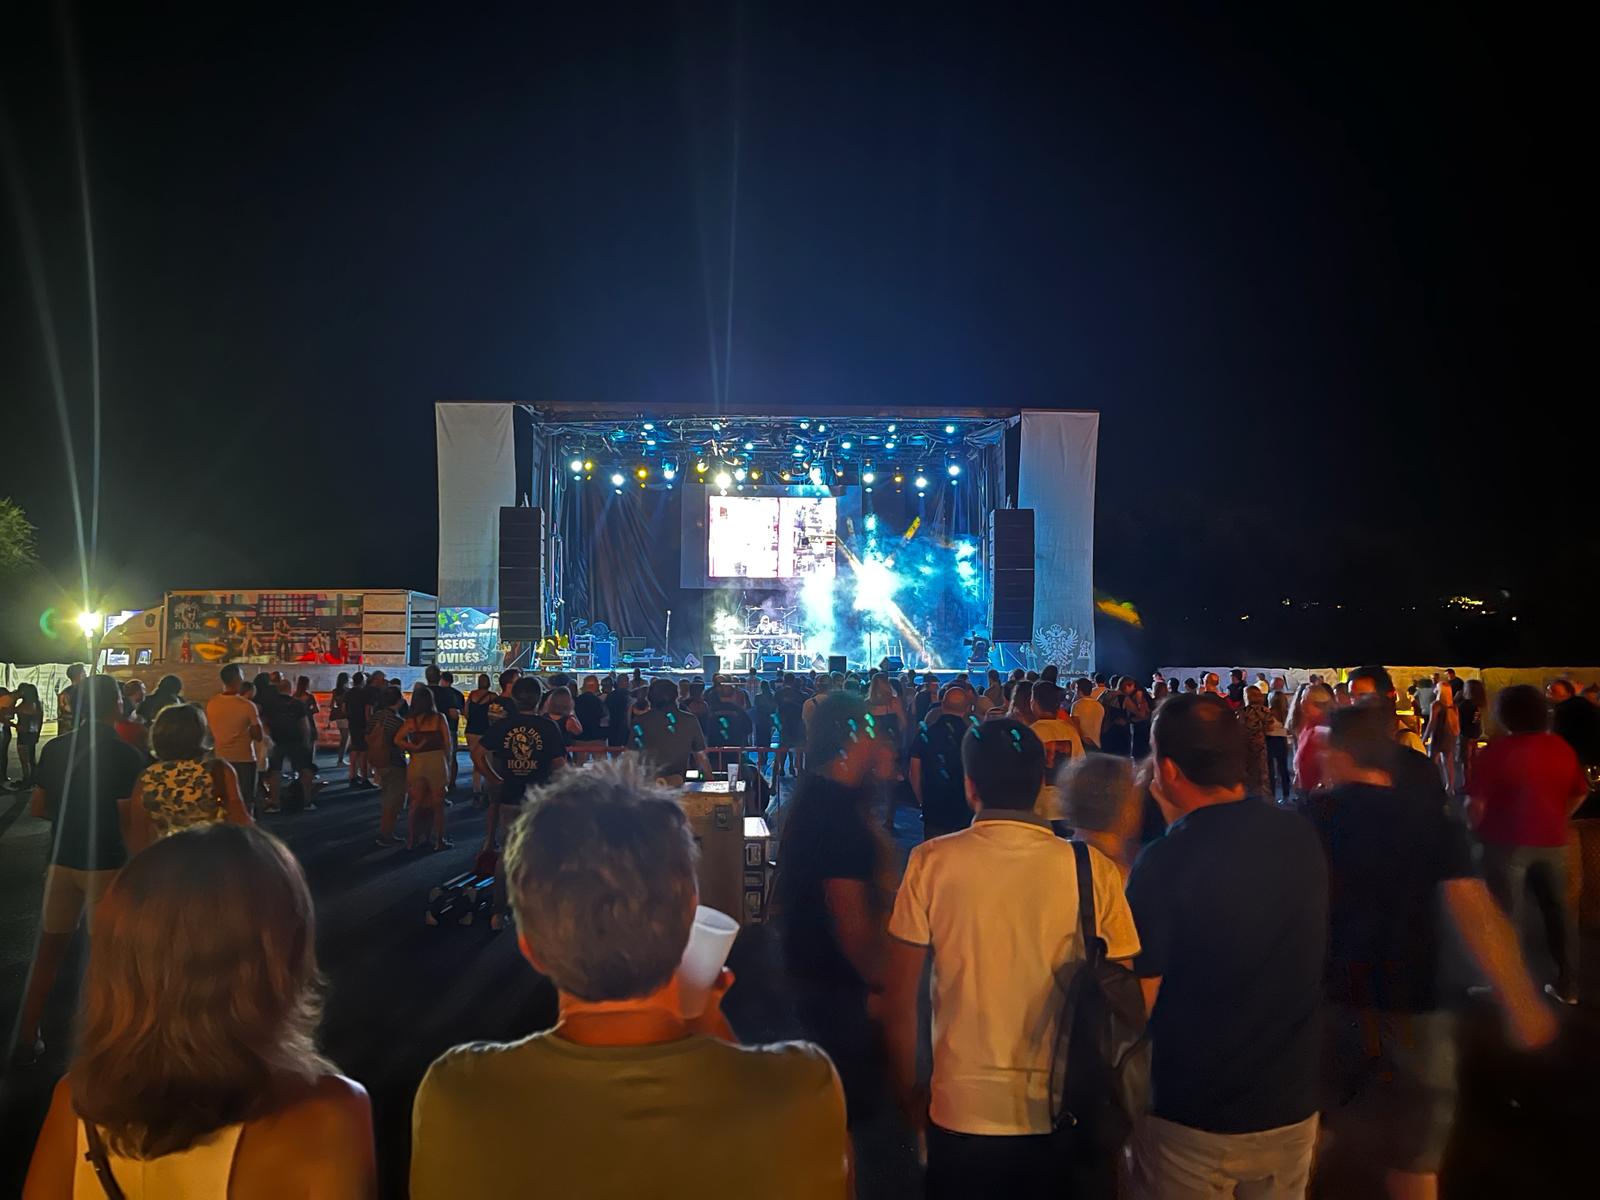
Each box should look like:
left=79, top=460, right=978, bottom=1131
left=498, top=506, right=543, bottom=642
left=986, top=508, right=1035, bottom=643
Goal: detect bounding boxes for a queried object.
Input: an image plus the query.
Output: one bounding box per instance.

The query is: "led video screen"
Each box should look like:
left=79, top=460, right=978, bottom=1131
left=706, top=495, right=837, bottom=580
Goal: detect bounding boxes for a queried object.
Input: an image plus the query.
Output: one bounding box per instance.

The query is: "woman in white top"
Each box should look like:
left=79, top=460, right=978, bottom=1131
left=23, top=824, right=375, bottom=1199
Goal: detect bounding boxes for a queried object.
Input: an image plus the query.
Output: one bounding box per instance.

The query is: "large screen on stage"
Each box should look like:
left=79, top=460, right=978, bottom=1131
left=707, top=495, right=837, bottom=580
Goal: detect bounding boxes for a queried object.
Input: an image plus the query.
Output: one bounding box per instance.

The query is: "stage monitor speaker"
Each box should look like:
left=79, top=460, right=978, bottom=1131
left=499, top=506, right=543, bottom=643
left=827, top=655, right=847, bottom=675
left=703, top=654, right=722, bottom=682
left=593, top=640, right=614, bottom=670
left=760, top=654, right=784, bottom=678
left=986, top=508, right=1035, bottom=643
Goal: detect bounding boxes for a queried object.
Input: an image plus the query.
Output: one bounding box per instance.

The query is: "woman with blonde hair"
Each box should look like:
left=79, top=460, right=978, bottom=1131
left=23, top=824, right=374, bottom=1198
left=1424, top=680, right=1461, bottom=794
left=127, top=704, right=253, bottom=853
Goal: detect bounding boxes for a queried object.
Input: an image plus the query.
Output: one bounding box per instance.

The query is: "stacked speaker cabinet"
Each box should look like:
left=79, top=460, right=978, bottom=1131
left=498, top=506, right=543, bottom=644
left=986, top=508, right=1035, bottom=643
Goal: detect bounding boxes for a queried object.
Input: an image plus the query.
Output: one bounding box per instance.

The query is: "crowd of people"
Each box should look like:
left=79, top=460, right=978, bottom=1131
left=8, top=656, right=1598, bottom=1198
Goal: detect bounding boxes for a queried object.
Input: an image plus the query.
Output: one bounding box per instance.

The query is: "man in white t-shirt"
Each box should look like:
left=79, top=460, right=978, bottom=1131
left=1070, top=677, right=1105, bottom=750
left=206, top=663, right=263, bottom=808
left=884, top=718, right=1140, bottom=1194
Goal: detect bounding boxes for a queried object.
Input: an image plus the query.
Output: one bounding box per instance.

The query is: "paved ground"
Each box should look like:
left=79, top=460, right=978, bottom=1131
left=1, top=748, right=1596, bottom=1197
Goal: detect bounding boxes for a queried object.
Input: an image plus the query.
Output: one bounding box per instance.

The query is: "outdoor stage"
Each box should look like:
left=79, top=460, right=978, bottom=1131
left=435, top=403, right=1099, bottom=676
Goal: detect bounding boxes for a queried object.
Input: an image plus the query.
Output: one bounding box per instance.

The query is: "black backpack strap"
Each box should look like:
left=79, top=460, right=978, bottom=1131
left=81, top=1121, right=128, bottom=1200
left=1071, top=839, right=1100, bottom=962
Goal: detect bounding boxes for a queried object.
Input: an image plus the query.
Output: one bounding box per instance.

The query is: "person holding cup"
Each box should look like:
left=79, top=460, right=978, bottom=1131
left=411, top=757, right=850, bottom=1199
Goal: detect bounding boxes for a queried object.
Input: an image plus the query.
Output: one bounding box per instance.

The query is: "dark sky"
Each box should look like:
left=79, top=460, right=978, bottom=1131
left=0, top=2, right=1588, bottom=667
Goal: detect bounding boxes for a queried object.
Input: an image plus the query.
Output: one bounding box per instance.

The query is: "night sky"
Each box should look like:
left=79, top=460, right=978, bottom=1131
left=0, top=2, right=1588, bottom=668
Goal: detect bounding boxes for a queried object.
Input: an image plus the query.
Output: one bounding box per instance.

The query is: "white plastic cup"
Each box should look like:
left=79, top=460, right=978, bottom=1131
left=677, top=904, right=740, bottom=1018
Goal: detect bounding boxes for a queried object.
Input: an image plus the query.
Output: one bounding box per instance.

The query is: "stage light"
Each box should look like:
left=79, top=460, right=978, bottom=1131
left=885, top=441, right=896, bottom=451
left=817, top=423, right=826, bottom=432
left=841, top=440, right=853, bottom=450
left=569, top=458, right=583, bottom=472
left=799, top=420, right=810, bottom=429
left=862, top=471, right=875, bottom=484
left=749, top=467, right=762, bottom=479
left=610, top=472, right=626, bottom=486
left=76, top=611, right=103, bottom=637
left=947, top=464, right=961, bottom=477
left=944, top=423, right=957, bottom=434
left=714, top=471, right=732, bottom=488
left=695, top=460, right=708, bottom=473
left=893, top=473, right=904, bottom=484
left=734, top=468, right=747, bottom=481
left=646, top=438, right=656, bottom=446
left=662, top=465, right=676, bottom=480
left=793, top=444, right=806, bottom=456
left=914, top=475, right=929, bottom=490
left=711, top=421, right=723, bottom=431
left=887, top=423, right=897, bottom=433
left=635, top=467, right=649, bottom=479
left=809, top=466, right=824, bottom=485
left=643, top=422, right=654, bottom=431
left=780, top=470, right=792, bottom=481
left=584, top=460, right=594, bottom=472
left=744, top=441, right=755, bottom=451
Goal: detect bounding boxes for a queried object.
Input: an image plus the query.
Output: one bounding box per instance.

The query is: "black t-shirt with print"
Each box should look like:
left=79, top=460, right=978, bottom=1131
left=913, top=712, right=974, bottom=829
left=479, top=711, right=567, bottom=804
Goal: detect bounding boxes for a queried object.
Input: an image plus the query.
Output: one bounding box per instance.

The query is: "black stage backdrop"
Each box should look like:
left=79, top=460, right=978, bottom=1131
left=552, top=452, right=1000, bottom=666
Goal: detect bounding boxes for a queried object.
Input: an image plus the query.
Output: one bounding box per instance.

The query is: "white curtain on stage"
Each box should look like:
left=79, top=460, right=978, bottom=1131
left=1018, top=410, right=1099, bottom=674
left=436, top=403, right=516, bottom=611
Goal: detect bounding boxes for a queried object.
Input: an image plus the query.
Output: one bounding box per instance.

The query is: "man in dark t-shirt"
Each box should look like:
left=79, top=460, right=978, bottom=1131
left=478, top=695, right=567, bottom=806
left=911, top=682, right=975, bottom=840
left=603, top=676, right=632, bottom=748
left=344, top=672, right=372, bottom=788
left=17, top=675, right=145, bottom=1062
left=475, top=676, right=568, bottom=932
left=574, top=677, right=607, bottom=742
left=427, top=667, right=467, bottom=790
left=773, top=692, right=894, bottom=1124
left=1126, top=694, right=1326, bottom=1195
left=1304, top=705, right=1555, bottom=1190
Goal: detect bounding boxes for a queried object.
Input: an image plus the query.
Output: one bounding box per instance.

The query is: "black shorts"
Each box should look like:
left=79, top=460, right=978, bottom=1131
left=269, top=740, right=316, bottom=773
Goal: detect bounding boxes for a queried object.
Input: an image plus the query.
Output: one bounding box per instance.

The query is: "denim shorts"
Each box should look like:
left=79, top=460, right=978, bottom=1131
left=1322, top=1005, right=1457, bottom=1173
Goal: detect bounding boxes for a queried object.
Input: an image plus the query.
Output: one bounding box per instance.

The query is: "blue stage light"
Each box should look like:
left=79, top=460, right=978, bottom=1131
left=744, top=441, right=755, bottom=450
left=610, top=472, right=626, bottom=486
left=643, top=422, right=654, bottom=430
left=947, top=464, right=961, bottom=477
left=887, top=423, right=897, bottom=433
left=799, top=420, right=810, bottom=429
left=862, top=471, right=876, bottom=484
left=944, top=423, right=957, bottom=434
left=662, top=465, right=676, bottom=480
left=914, top=475, right=929, bottom=490
left=841, top=440, right=853, bottom=450
left=885, top=441, right=896, bottom=451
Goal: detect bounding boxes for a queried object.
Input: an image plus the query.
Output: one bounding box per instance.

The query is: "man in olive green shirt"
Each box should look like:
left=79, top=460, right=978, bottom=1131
left=411, top=759, right=849, bottom=1198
